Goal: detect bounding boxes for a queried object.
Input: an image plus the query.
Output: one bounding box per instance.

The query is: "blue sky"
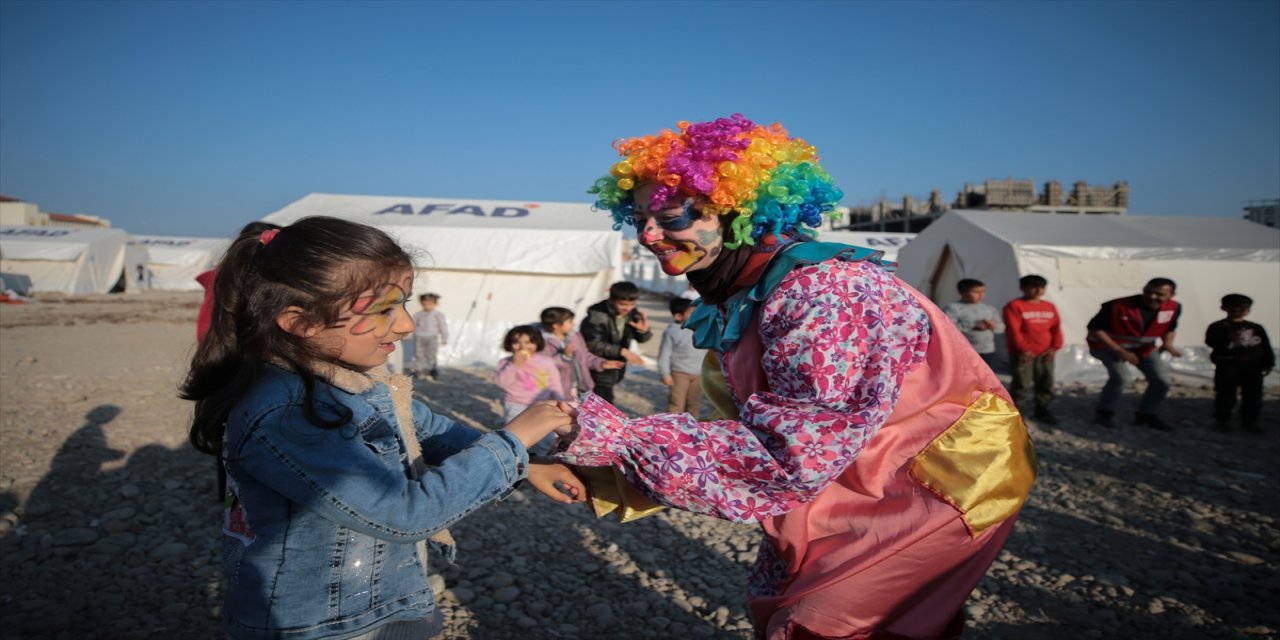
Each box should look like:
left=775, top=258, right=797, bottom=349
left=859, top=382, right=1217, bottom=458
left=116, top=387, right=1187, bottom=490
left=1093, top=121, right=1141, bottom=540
left=2, top=0, right=1277, bottom=237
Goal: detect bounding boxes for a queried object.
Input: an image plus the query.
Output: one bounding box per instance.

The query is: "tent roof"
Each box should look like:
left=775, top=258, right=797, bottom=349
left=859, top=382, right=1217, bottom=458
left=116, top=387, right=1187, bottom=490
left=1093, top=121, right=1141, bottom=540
left=949, top=210, right=1279, bottom=261
left=259, top=193, right=622, bottom=275
left=134, top=235, right=229, bottom=267
left=1, top=225, right=129, bottom=260
left=261, top=193, right=616, bottom=232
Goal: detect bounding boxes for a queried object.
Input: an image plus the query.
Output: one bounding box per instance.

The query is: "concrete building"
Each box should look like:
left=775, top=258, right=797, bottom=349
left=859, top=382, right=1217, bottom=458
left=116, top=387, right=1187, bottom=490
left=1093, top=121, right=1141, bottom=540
left=839, top=178, right=1128, bottom=233
left=0, top=196, right=111, bottom=228
left=1244, top=199, right=1278, bottom=228
left=0, top=196, right=47, bottom=226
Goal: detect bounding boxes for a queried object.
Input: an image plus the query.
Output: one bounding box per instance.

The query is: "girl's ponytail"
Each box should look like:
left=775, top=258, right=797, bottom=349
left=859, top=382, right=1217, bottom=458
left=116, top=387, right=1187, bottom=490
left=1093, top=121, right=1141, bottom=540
left=182, top=221, right=281, bottom=456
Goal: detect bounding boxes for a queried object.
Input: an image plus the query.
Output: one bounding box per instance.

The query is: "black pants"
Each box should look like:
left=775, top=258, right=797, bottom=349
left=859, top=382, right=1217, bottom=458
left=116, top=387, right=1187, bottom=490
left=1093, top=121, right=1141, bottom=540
left=590, top=367, right=624, bottom=404
left=1214, top=366, right=1264, bottom=422
left=592, top=382, right=615, bottom=403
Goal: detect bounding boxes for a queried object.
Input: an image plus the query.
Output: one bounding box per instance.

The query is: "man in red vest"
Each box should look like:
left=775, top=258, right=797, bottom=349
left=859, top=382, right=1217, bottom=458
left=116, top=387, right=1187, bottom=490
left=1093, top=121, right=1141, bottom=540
left=1086, top=277, right=1183, bottom=430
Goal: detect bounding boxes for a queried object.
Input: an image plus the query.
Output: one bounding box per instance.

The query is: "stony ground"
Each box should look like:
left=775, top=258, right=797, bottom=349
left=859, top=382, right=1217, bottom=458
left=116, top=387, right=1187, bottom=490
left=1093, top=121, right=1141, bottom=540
left=0, top=291, right=1277, bottom=639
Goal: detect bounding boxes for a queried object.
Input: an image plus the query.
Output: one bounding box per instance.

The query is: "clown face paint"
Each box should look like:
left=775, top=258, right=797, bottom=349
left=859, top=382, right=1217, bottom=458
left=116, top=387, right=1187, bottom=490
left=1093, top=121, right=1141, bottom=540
left=313, top=269, right=416, bottom=370
left=632, top=183, right=724, bottom=276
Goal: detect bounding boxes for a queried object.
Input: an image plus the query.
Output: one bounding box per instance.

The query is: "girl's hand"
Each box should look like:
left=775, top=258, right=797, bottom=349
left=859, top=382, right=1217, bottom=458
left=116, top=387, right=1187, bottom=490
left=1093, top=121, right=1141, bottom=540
left=503, top=401, right=573, bottom=449
left=512, top=349, right=533, bottom=365
left=526, top=461, right=587, bottom=504
left=600, top=360, right=625, bottom=370
left=552, top=401, right=579, bottom=437
left=621, top=349, right=645, bottom=366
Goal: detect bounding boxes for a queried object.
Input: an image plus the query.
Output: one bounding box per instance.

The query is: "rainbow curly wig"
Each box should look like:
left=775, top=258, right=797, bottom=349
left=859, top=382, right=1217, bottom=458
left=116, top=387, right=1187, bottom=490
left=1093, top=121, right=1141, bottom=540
left=588, top=114, right=844, bottom=249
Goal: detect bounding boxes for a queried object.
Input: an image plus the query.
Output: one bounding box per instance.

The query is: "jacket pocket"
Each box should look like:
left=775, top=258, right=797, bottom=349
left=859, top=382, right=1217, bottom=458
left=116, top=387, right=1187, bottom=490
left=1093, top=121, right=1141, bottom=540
left=356, top=415, right=402, bottom=457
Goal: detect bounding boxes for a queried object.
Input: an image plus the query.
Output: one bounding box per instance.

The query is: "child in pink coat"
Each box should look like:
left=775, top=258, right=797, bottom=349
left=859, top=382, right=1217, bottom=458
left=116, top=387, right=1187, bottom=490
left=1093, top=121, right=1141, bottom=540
left=495, top=325, right=565, bottom=455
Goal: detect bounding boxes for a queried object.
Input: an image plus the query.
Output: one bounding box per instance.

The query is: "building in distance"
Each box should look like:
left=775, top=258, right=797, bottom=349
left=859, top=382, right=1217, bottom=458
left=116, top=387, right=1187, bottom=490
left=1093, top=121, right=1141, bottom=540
left=837, top=178, right=1128, bottom=233
left=1243, top=199, right=1278, bottom=227
left=0, top=195, right=111, bottom=228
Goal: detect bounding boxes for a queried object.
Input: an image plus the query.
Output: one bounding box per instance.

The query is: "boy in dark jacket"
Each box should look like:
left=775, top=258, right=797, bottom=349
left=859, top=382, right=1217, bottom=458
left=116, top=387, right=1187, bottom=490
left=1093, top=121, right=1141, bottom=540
left=580, top=281, right=652, bottom=403
left=1205, top=294, right=1274, bottom=433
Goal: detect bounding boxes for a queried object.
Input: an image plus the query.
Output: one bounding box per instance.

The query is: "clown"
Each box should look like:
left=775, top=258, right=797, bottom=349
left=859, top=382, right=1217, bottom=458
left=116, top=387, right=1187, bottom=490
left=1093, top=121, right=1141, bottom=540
left=558, top=114, right=1037, bottom=639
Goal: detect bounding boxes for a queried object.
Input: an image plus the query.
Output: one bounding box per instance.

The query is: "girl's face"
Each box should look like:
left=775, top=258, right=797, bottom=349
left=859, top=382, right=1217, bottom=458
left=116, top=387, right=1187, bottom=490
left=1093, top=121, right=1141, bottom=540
left=312, top=268, right=416, bottom=370
left=511, top=333, right=538, bottom=354
left=632, top=183, right=724, bottom=276
left=553, top=318, right=574, bottom=336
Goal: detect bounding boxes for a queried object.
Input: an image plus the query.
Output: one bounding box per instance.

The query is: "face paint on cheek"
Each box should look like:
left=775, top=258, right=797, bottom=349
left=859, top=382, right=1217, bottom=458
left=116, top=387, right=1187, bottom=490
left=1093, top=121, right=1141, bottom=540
left=695, top=228, right=720, bottom=246
left=347, top=284, right=409, bottom=336
left=666, top=243, right=707, bottom=271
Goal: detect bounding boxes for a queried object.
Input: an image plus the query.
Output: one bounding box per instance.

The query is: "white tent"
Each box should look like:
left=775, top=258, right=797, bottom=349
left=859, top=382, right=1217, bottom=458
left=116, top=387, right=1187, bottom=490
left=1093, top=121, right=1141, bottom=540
left=894, top=210, right=1280, bottom=382
left=623, top=230, right=916, bottom=296
left=0, top=226, right=142, bottom=296
left=119, top=238, right=151, bottom=294
left=135, top=235, right=230, bottom=291
left=260, top=193, right=624, bottom=367
left=814, top=230, right=916, bottom=263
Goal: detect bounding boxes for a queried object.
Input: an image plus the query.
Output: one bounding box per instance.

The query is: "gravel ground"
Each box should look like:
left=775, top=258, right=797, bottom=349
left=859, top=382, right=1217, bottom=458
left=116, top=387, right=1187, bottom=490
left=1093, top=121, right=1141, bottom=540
left=1, top=291, right=1277, bottom=639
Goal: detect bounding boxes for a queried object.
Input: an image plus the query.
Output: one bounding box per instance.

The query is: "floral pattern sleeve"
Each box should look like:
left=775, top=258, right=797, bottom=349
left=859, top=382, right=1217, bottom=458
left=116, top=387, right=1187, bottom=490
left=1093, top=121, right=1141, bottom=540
left=557, top=260, right=931, bottom=523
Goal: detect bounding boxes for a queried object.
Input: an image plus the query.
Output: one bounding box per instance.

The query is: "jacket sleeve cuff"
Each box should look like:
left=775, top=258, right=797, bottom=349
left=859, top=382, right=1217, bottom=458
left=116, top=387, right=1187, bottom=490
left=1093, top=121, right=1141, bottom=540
left=479, top=430, right=530, bottom=498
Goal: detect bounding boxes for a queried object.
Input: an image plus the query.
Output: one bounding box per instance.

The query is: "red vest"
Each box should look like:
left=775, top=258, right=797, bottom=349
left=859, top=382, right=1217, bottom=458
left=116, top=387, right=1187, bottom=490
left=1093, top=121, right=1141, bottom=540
left=1087, top=295, right=1179, bottom=357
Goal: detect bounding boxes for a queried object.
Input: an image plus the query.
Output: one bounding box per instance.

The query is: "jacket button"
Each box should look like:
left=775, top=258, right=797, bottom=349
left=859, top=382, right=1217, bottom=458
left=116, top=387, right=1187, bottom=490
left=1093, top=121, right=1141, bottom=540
left=517, top=463, right=526, bottom=474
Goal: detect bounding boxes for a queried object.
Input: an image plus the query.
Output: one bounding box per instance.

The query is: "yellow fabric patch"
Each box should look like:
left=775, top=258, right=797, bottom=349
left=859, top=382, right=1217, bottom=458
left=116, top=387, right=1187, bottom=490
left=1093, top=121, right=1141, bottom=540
left=577, top=466, right=665, bottom=523
left=910, top=393, right=1037, bottom=536
left=702, top=351, right=738, bottom=421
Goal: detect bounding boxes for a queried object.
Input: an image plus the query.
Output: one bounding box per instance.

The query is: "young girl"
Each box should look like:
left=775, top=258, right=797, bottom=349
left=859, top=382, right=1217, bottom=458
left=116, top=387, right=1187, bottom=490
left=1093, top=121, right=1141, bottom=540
left=182, top=216, right=584, bottom=640
left=494, top=325, right=565, bottom=456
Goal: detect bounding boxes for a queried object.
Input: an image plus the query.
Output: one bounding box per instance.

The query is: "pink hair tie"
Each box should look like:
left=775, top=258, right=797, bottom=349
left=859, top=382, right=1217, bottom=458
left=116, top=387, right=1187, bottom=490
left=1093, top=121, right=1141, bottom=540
left=259, top=229, right=280, bottom=245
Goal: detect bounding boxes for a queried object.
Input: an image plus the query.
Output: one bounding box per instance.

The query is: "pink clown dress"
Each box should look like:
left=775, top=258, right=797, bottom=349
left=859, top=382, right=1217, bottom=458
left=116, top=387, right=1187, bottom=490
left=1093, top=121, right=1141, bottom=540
left=557, top=245, right=1036, bottom=640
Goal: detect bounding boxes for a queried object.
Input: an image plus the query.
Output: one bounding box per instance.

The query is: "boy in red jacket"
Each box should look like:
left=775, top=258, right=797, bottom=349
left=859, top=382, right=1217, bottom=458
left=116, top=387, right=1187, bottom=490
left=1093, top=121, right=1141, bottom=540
left=1003, top=274, right=1064, bottom=425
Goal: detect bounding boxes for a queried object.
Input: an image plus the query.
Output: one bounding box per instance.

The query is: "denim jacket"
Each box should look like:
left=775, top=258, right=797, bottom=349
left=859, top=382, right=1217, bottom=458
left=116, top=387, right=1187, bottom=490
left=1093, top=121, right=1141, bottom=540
left=221, top=363, right=528, bottom=640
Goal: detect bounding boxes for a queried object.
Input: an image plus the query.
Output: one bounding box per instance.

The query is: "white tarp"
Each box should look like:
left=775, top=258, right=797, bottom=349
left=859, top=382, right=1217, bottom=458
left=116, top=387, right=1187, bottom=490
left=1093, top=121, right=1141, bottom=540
left=0, top=226, right=135, bottom=296
left=120, top=239, right=150, bottom=294
left=623, top=229, right=916, bottom=296
left=135, top=235, right=230, bottom=291
left=894, top=210, right=1280, bottom=383
left=260, top=193, right=623, bottom=367
left=815, top=230, right=916, bottom=263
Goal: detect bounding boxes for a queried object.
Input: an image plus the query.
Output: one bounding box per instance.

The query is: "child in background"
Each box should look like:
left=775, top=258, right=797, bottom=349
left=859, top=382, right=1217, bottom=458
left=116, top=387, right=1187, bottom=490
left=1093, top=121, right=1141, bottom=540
left=538, top=307, right=624, bottom=400
left=1205, top=294, right=1274, bottom=433
left=580, top=281, right=651, bottom=403
left=412, top=293, right=447, bottom=380
left=657, top=298, right=707, bottom=416
left=1003, top=274, right=1064, bottom=425
left=181, top=217, right=582, bottom=640
left=942, top=278, right=1005, bottom=370
left=496, top=325, right=565, bottom=455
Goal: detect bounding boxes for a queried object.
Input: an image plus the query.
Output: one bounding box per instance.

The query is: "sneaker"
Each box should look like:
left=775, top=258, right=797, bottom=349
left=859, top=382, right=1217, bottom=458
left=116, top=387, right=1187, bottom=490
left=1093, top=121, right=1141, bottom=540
left=1033, top=409, right=1060, bottom=426
left=1092, top=409, right=1115, bottom=428
left=1135, top=412, right=1173, bottom=432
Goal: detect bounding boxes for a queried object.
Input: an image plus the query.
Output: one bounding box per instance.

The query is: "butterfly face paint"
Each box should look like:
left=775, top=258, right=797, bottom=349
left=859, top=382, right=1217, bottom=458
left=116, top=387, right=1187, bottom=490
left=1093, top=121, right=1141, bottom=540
left=313, top=269, right=416, bottom=370
left=346, top=283, right=410, bottom=337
